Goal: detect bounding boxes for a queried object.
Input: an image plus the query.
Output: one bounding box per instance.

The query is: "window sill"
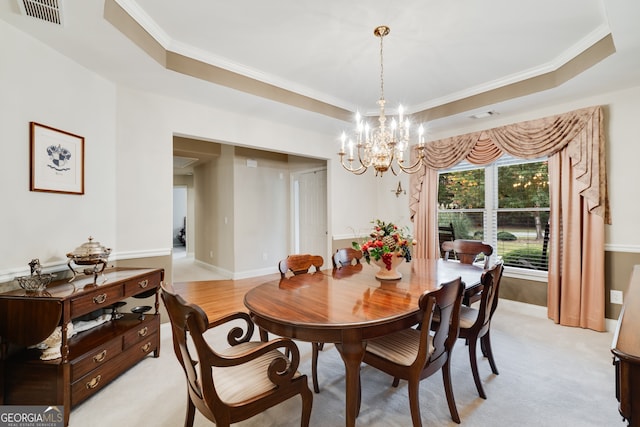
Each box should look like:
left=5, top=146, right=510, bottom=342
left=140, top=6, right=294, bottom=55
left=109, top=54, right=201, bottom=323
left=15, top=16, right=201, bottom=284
left=503, top=266, right=548, bottom=282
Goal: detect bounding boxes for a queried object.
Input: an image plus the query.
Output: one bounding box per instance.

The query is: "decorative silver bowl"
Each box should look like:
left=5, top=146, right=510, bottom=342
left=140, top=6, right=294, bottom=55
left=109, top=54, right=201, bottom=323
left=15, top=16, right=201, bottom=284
left=16, top=273, right=55, bottom=293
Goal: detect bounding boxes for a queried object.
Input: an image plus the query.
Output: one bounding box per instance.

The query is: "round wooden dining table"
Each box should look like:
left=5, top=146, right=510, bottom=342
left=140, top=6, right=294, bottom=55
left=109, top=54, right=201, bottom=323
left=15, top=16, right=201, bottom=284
left=244, top=258, right=484, bottom=427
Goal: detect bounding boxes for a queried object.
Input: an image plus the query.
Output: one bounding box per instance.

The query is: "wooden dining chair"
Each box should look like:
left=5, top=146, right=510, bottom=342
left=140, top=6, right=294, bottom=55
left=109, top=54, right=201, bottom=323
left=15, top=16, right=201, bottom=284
left=279, top=254, right=324, bottom=278
left=438, top=222, right=456, bottom=258
left=361, top=277, right=464, bottom=426
left=278, top=254, right=325, bottom=392
left=161, top=282, right=313, bottom=427
left=303, top=248, right=365, bottom=394
left=458, top=261, right=504, bottom=398
left=442, top=239, right=493, bottom=305
left=442, top=239, right=493, bottom=267
left=331, top=247, right=363, bottom=268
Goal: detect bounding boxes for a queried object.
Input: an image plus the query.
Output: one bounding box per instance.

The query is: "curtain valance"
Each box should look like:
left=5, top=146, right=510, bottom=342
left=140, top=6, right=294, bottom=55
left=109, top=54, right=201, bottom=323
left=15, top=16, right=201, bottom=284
left=410, top=106, right=609, bottom=224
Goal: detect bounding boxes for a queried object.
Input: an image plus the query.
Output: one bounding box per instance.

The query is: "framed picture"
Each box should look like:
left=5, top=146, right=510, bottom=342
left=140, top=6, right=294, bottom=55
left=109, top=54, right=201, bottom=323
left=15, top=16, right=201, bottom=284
left=30, top=122, right=85, bottom=195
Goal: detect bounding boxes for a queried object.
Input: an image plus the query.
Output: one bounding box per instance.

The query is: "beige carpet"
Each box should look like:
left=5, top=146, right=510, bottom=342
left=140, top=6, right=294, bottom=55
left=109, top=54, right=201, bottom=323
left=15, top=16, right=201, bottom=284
left=68, top=298, right=622, bottom=427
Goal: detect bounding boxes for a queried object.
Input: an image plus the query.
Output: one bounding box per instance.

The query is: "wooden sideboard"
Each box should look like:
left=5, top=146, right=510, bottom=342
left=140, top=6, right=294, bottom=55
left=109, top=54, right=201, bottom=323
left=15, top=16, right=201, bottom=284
left=0, top=267, right=163, bottom=426
left=612, top=265, right=640, bottom=426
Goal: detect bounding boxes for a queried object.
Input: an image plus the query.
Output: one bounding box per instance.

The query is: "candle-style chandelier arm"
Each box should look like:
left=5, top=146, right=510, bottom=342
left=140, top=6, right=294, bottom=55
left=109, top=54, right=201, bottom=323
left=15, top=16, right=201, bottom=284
left=338, top=151, right=368, bottom=174
left=395, top=145, right=428, bottom=174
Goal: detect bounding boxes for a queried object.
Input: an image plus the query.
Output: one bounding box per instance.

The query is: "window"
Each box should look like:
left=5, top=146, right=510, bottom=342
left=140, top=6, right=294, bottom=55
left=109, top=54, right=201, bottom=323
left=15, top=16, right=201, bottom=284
left=438, top=155, right=550, bottom=272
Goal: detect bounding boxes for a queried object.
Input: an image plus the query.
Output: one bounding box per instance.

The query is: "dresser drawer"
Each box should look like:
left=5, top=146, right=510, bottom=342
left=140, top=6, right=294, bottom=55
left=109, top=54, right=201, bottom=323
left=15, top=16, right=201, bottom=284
left=71, top=358, right=122, bottom=406
left=123, top=316, right=159, bottom=348
left=71, top=336, right=157, bottom=406
left=71, top=338, right=123, bottom=382
left=128, top=333, right=158, bottom=357
left=124, top=271, right=162, bottom=298
left=71, top=286, right=124, bottom=319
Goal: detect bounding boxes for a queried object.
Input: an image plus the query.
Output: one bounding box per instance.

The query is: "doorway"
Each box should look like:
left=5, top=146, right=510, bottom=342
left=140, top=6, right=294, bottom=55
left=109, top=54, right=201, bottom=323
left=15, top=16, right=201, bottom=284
left=292, top=168, right=328, bottom=261
left=172, top=186, right=187, bottom=259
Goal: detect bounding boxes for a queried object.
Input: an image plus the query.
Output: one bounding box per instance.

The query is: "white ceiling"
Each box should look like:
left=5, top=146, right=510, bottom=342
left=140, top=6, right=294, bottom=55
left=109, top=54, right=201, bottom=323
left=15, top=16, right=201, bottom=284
left=2, top=0, right=640, bottom=136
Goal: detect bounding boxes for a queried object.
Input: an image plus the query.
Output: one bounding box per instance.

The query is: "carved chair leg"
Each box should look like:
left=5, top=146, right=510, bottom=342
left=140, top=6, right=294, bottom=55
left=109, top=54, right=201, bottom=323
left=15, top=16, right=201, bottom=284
left=356, top=369, right=362, bottom=418
left=481, top=332, right=499, bottom=375
left=442, top=360, right=461, bottom=423
left=407, top=379, right=423, bottom=427
left=468, top=338, right=487, bottom=399
left=185, top=397, right=196, bottom=427
left=300, top=382, right=313, bottom=427
left=480, top=332, right=488, bottom=357
left=312, top=342, right=321, bottom=393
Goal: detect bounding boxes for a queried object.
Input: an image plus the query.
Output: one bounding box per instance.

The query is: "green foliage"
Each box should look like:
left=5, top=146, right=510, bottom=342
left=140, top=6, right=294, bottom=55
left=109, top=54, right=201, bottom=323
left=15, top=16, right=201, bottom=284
left=498, top=162, right=549, bottom=209
left=438, top=169, right=485, bottom=209
left=502, top=247, right=548, bottom=270
left=439, top=212, right=474, bottom=239
left=497, top=231, right=517, bottom=241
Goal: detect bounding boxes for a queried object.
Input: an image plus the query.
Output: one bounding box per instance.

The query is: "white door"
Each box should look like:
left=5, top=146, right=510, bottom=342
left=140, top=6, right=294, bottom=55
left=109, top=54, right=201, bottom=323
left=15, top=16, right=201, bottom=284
left=293, top=169, right=327, bottom=261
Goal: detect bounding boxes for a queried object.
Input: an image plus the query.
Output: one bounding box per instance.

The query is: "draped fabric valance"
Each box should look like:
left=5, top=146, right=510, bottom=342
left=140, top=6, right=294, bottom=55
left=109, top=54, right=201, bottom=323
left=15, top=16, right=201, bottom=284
left=410, top=106, right=610, bottom=224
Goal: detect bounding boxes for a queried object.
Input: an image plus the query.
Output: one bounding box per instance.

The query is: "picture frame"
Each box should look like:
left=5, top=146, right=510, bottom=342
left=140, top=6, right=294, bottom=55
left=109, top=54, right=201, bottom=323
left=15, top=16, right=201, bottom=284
left=30, top=122, right=85, bottom=195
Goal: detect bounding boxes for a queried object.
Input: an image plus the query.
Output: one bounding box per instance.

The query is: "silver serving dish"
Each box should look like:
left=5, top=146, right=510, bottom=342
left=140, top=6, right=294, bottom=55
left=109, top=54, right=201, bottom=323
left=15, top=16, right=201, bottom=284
left=16, top=259, right=55, bottom=293
left=66, top=237, right=111, bottom=282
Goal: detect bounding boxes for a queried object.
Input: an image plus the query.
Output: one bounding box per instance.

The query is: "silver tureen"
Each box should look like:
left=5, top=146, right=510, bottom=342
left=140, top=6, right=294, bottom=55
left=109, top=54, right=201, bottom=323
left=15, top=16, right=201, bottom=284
left=66, top=236, right=111, bottom=282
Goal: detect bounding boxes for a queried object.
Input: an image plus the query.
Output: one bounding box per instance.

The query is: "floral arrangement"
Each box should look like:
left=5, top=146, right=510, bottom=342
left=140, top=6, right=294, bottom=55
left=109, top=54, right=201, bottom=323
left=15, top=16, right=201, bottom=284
left=352, top=220, right=415, bottom=270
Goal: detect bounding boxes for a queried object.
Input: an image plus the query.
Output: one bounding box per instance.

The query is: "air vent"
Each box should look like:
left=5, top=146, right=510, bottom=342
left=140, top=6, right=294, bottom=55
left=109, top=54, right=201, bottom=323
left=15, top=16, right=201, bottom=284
left=18, top=0, right=63, bottom=26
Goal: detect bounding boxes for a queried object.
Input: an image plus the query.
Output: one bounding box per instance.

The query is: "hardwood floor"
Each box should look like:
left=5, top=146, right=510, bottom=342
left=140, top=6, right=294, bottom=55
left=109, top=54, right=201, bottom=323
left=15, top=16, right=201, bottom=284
left=171, top=273, right=282, bottom=319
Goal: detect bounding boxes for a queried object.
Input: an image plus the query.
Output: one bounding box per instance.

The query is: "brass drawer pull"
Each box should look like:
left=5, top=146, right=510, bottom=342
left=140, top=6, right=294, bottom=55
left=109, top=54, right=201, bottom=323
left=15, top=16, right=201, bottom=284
left=138, top=327, right=148, bottom=337
left=86, top=375, right=102, bottom=390
left=138, top=279, right=149, bottom=289
left=93, top=350, right=107, bottom=363
left=141, top=342, right=152, bottom=353
left=93, top=294, right=107, bottom=304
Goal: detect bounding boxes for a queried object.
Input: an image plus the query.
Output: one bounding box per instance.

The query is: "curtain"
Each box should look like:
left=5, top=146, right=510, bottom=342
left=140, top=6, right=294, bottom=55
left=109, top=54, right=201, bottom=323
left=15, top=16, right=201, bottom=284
left=409, top=168, right=439, bottom=259
left=409, top=106, right=608, bottom=331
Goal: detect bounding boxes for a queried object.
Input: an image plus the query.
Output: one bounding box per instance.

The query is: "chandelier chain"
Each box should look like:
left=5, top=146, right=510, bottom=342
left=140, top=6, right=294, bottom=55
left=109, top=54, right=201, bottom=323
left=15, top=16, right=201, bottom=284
left=379, top=29, right=384, bottom=102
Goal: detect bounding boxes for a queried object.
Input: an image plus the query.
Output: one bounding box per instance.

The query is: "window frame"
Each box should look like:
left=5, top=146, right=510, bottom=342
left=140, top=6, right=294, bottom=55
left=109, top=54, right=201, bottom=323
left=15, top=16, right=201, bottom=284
left=438, top=155, right=549, bottom=282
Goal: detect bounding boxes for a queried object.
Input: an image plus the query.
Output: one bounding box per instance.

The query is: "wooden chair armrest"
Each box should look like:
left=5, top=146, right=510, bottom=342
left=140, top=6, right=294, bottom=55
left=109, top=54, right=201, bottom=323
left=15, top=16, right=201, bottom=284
left=216, top=338, right=301, bottom=385
left=207, top=312, right=255, bottom=346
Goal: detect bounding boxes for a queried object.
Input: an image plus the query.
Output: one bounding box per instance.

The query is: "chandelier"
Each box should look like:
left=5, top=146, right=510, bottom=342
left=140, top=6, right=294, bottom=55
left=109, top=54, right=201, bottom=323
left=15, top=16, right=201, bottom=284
left=338, top=26, right=427, bottom=176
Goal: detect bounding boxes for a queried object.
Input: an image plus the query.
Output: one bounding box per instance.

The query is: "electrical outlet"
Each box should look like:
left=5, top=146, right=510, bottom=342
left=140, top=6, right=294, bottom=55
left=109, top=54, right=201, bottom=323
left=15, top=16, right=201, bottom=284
left=610, top=290, right=623, bottom=305
left=209, top=250, right=214, bottom=259
left=262, top=252, right=268, bottom=261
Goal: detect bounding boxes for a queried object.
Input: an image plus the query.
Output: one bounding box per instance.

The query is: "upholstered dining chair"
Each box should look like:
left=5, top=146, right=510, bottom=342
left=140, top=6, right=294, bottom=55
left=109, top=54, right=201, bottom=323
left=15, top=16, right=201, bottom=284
left=278, top=254, right=325, bottom=392
left=442, top=239, right=493, bottom=305
left=361, top=277, right=464, bottom=426
left=331, top=247, right=363, bottom=268
left=279, top=254, right=324, bottom=278
left=161, top=282, right=313, bottom=427
left=457, top=261, right=504, bottom=399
